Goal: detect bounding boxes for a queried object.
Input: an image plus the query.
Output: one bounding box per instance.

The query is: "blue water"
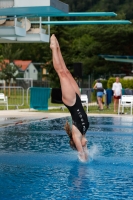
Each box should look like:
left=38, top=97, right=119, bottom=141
left=0, top=116, right=133, bottom=200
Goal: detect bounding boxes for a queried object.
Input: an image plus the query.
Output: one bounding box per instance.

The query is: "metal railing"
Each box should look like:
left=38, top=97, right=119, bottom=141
left=0, top=86, right=105, bottom=110
left=27, top=87, right=30, bottom=106
left=0, top=86, right=24, bottom=109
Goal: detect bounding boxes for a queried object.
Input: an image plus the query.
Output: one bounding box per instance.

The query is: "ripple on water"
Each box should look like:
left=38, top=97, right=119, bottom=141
left=0, top=116, right=133, bottom=199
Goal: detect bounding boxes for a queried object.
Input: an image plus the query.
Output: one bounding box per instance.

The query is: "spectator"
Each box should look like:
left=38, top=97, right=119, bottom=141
left=112, top=77, right=122, bottom=112
left=93, top=79, right=104, bottom=110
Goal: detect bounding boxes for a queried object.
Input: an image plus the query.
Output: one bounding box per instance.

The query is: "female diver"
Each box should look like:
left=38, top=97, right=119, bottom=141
left=50, top=34, right=89, bottom=162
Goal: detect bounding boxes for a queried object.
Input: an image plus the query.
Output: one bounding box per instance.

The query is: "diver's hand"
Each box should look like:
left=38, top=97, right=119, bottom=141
left=78, top=151, right=88, bottom=162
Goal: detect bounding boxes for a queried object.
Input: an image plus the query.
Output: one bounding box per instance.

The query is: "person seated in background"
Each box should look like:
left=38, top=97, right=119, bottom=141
left=93, top=79, right=104, bottom=110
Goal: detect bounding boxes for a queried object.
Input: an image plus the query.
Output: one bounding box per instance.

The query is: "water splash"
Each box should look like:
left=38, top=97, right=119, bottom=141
left=89, top=144, right=99, bottom=160
left=77, top=145, right=99, bottom=163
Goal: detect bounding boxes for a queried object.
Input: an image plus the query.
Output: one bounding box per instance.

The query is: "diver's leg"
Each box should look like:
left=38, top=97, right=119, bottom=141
left=55, top=36, right=80, bottom=97
left=50, top=34, right=76, bottom=106
left=113, top=98, right=117, bottom=112
left=97, top=97, right=103, bottom=110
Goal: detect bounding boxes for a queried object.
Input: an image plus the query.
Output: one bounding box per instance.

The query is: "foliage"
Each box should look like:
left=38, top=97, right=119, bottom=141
left=107, top=77, right=133, bottom=89
left=59, top=0, right=133, bottom=81
left=0, top=60, right=20, bottom=84
left=120, top=78, right=133, bottom=89
left=0, top=55, right=3, bottom=63
left=107, top=77, right=116, bottom=88
left=62, top=0, right=133, bottom=20
left=101, top=80, right=108, bottom=89
left=1, top=44, right=23, bottom=62
left=1, top=1, right=133, bottom=86
left=0, top=44, right=23, bottom=97
left=71, top=21, right=133, bottom=79
left=0, top=44, right=23, bottom=84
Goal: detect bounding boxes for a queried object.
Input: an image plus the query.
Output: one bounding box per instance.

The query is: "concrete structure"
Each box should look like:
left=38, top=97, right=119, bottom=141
left=0, top=0, right=69, bottom=43
left=0, top=1, right=131, bottom=43
left=0, top=0, right=68, bottom=17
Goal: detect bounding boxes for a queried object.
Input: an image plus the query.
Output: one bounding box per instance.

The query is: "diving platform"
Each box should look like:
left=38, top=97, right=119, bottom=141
left=0, top=0, right=68, bottom=18
left=0, top=0, right=68, bottom=42
left=0, top=0, right=131, bottom=43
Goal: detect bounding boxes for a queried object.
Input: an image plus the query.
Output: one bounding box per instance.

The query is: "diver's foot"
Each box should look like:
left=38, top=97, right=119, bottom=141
left=55, top=37, right=60, bottom=49
left=50, top=34, right=57, bottom=50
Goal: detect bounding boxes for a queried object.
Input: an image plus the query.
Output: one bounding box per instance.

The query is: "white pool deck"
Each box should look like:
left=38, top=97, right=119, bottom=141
left=0, top=107, right=132, bottom=128
left=0, top=108, right=70, bottom=127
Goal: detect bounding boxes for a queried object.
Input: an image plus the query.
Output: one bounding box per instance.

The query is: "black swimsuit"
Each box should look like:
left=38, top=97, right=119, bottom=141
left=64, top=93, right=89, bottom=135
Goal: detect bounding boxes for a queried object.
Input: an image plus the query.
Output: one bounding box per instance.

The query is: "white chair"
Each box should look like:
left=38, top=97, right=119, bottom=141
left=81, top=94, right=88, bottom=114
left=118, top=95, right=133, bottom=115
left=0, top=93, right=8, bottom=110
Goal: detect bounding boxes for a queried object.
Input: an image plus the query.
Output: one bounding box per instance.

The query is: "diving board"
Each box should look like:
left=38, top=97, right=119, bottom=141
left=30, top=12, right=117, bottom=17
left=31, top=20, right=131, bottom=25
left=0, top=12, right=117, bottom=21
left=100, top=55, right=133, bottom=63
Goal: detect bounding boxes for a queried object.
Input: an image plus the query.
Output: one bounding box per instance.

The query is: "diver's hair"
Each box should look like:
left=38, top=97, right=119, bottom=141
left=64, top=121, right=77, bottom=150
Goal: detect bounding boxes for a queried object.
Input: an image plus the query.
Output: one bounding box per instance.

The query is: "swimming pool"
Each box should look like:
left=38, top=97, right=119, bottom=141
left=0, top=116, right=133, bottom=200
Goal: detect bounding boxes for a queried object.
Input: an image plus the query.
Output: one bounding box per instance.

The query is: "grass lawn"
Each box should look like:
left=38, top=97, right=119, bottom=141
left=0, top=94, right=131, bottom=115
left=45, top=103, right=116, bottom=114
left=33, top=102, right=118, bottom=115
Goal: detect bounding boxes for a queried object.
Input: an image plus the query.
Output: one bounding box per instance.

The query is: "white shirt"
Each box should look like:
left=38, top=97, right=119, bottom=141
left=95, top=82, right=103, bottom=88
left=112, top=82, right=122, bottom=96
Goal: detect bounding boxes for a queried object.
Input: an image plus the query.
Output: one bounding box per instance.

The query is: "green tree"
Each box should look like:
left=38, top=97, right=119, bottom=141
left=2, top=43, right=23, bottom=63
left=1, top=0, right=133, bottom=87
left=0, top=55, right=3, bottom=63
left=0, top=44, right=23, bottom=96
left=0, top=60, right=21, bottom=96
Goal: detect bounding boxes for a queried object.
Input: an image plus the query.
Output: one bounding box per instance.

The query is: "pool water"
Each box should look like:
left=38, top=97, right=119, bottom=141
left=0, top=116, right=133, bottom=200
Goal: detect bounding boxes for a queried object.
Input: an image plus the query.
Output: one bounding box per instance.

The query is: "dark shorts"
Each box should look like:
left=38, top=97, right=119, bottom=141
left=114, top=95, right=121, bottom=99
